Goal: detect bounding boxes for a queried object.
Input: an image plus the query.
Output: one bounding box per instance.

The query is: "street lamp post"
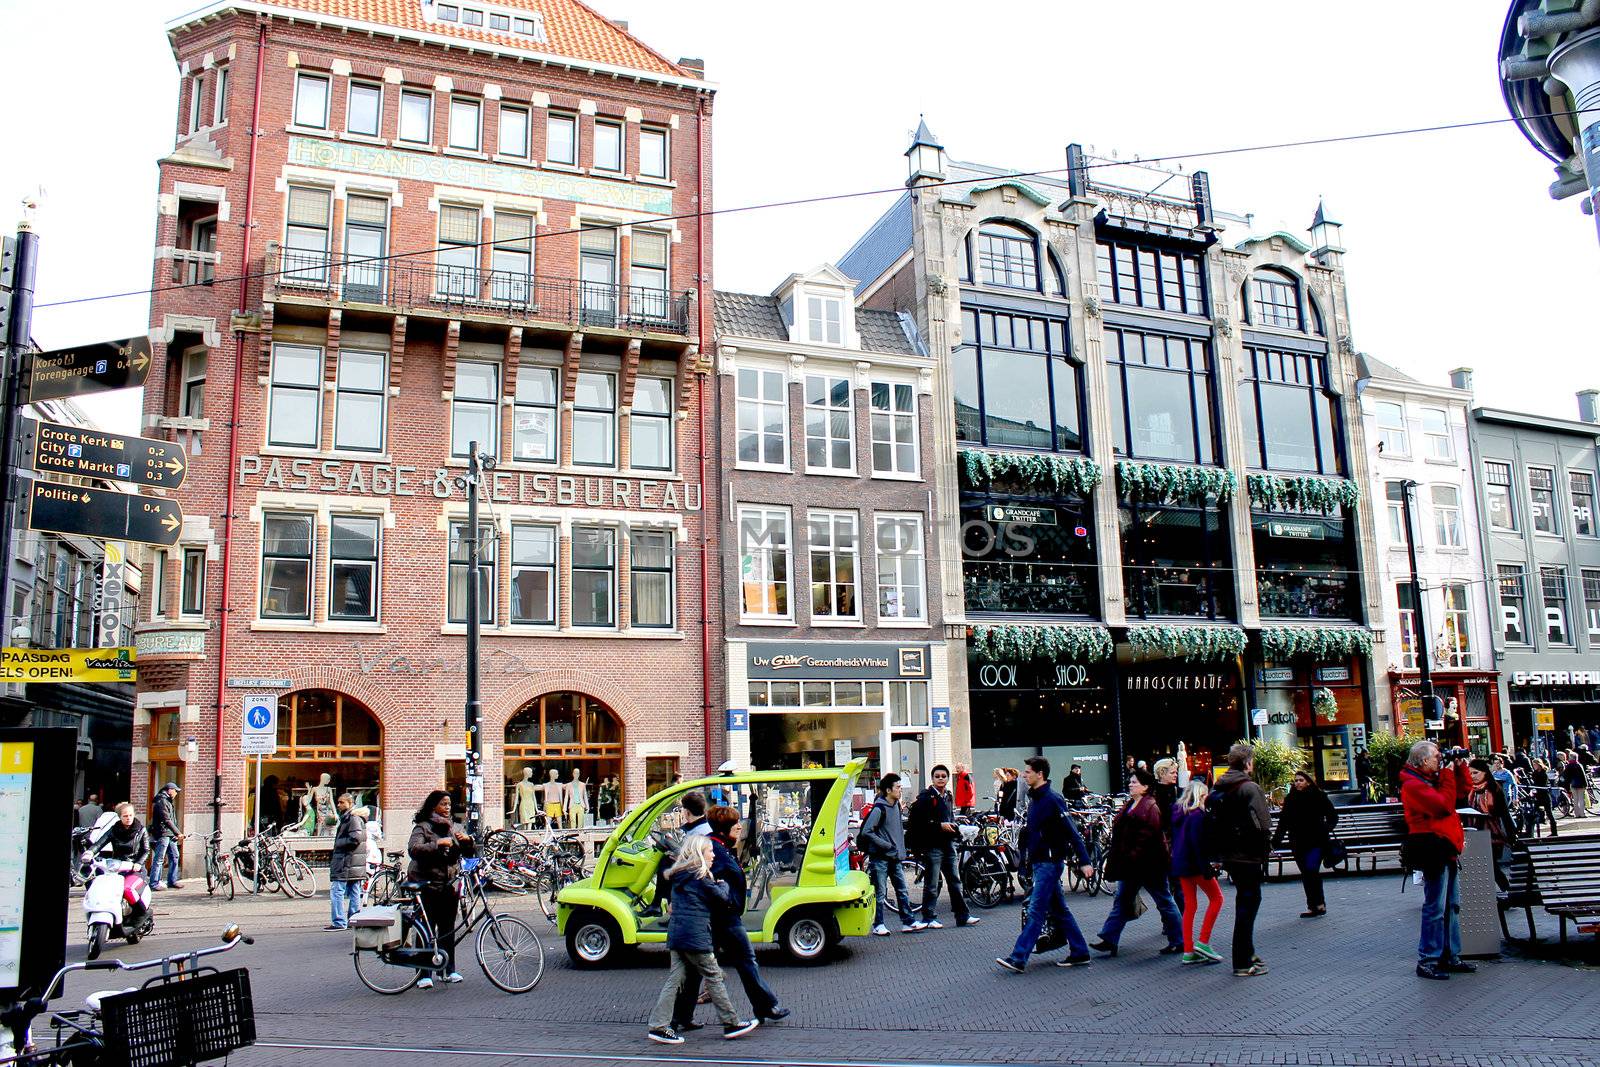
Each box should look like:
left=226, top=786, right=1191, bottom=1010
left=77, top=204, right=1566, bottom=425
left=1400, top=480, right=1439, bottom=732
left=455, top=442, right=491, bottom=835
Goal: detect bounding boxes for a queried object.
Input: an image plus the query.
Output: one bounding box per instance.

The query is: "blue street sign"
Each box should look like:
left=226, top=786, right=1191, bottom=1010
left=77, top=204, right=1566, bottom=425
left=932, top=706, right=951, bottom=729
left=726, top=708, right=748, bottom=731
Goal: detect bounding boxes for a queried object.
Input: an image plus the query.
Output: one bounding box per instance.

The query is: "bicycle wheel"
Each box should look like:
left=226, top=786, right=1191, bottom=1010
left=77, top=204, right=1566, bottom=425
left=963, top=854, right=1003, bottom=909
left=476, top=914, right=545, bottom=994
left=369, top=867, right=398, bottom=906
left=231, top=851, right=261, bottom=895
left=282, top=854, right=317, bottom=898
left=487, top=862, right=528, bottom=894
left=205, top=853, right=218, bottom=894
left=354, top=923, right=425, bottom=995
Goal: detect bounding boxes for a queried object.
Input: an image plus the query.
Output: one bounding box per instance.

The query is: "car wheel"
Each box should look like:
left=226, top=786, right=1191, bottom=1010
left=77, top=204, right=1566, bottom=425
left=778, top=910, right=838, bottom=965
left=565, top=910, right=621, bottom=969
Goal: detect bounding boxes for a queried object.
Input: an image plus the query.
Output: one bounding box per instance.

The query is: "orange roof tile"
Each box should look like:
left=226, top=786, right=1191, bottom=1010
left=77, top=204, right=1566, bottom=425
left=184, top=0, right=693, bottom=80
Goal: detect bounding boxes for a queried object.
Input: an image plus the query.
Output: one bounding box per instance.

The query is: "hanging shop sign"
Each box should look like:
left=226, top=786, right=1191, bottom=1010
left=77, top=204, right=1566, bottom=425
left=1315, top=666, right=1351, bottom=682
left=1, top=647, right=136, bottom=683
left=1257, top=667, right=1294, bottom=684
left=746, top=642, right=929, bottom=680
left=95, top=544, right=128, bottom=650
left=984, top=504, right=1057, bottom=526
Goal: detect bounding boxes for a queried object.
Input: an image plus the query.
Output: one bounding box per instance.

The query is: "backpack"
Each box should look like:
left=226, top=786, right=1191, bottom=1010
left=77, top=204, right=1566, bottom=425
left=1202, top=784, right=1249, bottom=857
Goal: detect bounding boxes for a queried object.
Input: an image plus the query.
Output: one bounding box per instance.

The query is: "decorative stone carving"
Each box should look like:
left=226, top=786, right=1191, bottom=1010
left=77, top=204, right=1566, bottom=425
left=1337, top=334, right=1355, bottom=355
left=1213, top=315, right=1233, bottom=338
left=928, top=274, right=948, bottom=296
left=1082, top=294, right=1101, bottom=319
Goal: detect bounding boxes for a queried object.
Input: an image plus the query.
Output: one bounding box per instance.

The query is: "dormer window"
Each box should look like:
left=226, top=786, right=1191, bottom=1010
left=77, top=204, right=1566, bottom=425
left=434, top=4, right=549, bottom=42
left=806, top=295, right=842, bottom=345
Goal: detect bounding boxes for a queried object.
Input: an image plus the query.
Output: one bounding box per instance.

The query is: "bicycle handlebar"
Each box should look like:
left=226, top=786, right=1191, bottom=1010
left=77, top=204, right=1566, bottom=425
left=31, top=929, right=251, bottom=1010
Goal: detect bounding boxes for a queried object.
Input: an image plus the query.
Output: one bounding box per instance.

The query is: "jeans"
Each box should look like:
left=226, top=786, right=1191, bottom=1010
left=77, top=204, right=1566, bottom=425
left=1296, top=847, right=1325, bottom=909
left=1096, top=874, right=1183, bottom=949
left=649, top=950, right=738, bottom=1030
left=868, top=857, right=914, bottom=928
left=1418, top=862, right=1461, bottom=964
left=1178, top=875, right=1222, bottom=952
left=329, top=878, right=363, bottom=928
left=151, top=836, right=181, bottom=887
left=919, top=845, right=968, bottom=923
left=671, top=925, right=778, bottom=1025
left=1006, top=859, right=1088, bottom=965
left=1224, top=862, right=1265, bottom=970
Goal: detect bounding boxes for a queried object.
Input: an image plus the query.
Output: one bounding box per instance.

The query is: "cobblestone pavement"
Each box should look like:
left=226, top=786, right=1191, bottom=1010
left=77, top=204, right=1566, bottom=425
left=58, top=859, right=1599, bottom=1067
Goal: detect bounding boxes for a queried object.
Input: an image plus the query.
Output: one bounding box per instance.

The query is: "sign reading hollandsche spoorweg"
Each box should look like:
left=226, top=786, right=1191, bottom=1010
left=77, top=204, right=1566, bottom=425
left=30, top=419, right=187, bottom=489
left=27, top=482, right=182, bottom=547
left=27, top=336, right=152, bottom=403
left=1, top=647, right=136, bottom=683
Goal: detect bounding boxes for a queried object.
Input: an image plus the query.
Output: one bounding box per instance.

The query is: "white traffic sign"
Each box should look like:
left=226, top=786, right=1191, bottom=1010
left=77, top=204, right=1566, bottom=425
left=240, top=692, right=278, bottom=756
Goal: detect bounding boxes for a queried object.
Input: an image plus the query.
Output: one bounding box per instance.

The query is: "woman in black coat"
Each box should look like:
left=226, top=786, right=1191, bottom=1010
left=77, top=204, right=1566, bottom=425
left=1270, top=771, right=1338, bottom=917
left=406, top=789, right=476, bottom=987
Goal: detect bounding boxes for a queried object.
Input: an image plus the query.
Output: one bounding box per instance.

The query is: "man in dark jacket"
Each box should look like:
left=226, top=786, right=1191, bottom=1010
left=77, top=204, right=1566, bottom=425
left=1061, top=765, right=1088, bottom=803
left=149, top=782, right=182, bottom=890
left=1212, top=745, right=1272, bottom=976
left=907, top=765, right=976, bottom=930
left=858, top=774, right=915, bottom=935
left=326, top=793, right=367, bottom=931
left=996, top=757, right=1095, bottom=973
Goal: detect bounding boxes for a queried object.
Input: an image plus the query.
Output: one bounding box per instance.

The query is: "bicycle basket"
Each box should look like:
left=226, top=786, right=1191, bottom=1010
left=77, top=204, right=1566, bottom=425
left=350, top=904, right=401, bottom=949
left=98, top=968, right=256, bottom=1067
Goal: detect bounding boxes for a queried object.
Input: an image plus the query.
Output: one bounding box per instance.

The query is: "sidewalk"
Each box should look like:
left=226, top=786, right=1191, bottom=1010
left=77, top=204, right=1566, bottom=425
left=68, top=878, right=330, bottom=940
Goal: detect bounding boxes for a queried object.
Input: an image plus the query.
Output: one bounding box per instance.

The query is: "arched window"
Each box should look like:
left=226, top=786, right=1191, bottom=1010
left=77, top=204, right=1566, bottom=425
left=252, top=689, right=383, bottom=831
left=502, top=691, right=624, bottom=826
left=1047, top=248, right=1068, bottom=296
left=974, top=221, right=1039, bottom=291
left=1246, top=269, right=1303, bottom=330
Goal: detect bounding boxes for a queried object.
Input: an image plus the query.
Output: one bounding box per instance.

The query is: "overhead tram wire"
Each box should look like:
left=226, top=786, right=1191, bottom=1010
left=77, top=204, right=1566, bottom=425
left=32, top=109, right=1582, bottom=313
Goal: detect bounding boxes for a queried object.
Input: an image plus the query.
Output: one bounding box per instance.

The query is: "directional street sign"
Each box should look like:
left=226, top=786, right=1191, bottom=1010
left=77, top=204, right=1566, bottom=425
left=240, top=692, right=279, bottom=756
left=27, top=482, right=182, bottom=547
left=27, top=336, right=152, bottom=403
left=27, top=419, right=187, bottom=489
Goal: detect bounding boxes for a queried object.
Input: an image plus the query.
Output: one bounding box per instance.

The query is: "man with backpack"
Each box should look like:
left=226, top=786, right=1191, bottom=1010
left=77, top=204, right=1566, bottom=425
left=906, top=765, right=978, bottom=930
left=1208, top=744, right=1272, bottom=977
left=995, top=757, right=1095, bottom=973
left=858, top=775, right=916, bottom=936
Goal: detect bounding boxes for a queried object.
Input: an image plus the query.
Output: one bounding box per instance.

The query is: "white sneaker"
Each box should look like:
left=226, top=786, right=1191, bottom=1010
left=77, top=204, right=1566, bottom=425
left=416, top=976, right=434, bottom=990
left=907, top=920, right=928, bottom=932
left=925, top=919, right=945, bottom=930
left=871, top=924, right=890, bottom=936
left=444, top=971, right=464, bottom=984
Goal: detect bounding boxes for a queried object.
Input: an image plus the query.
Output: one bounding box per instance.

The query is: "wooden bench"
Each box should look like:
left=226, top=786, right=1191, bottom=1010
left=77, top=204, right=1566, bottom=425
left=1524, top=836, right=1600, bottom=944
left=1269, top=804, right=1407, bottom=876
left=1497, top=846, right=1540, bottom=941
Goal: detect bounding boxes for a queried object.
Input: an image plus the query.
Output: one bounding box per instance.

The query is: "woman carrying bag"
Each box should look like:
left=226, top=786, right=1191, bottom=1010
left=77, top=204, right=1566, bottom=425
left=1270, top=770, right=1338, bottom=918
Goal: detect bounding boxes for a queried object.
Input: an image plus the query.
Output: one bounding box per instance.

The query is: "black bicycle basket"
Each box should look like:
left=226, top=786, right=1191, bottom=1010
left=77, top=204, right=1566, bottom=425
left=98, top=968, right=256, bottom=1067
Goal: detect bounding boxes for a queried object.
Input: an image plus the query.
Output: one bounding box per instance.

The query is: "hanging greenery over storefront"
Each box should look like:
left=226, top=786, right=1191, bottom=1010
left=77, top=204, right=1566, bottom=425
left=970, top=623, right=1114, bottom=664
left=957, top=448, right=1103, bottom=497
left=1246, top=473, right=1361, bottom=514
left=1115, top=461, right=1237, bottom=505
left=1126, top=624, right=1247, bottom=661
left=1258, top=625, right=1374, bottom=661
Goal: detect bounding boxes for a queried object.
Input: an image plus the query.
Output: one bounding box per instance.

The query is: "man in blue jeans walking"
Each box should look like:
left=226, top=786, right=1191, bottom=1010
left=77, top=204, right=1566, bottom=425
left=996, top=757, right=1095, bottom=973
left=858, top=774, right=916, bottom=935
left=1400, top=740, right=1476, bottom=980
left=148, top=782, right=182, bottom=890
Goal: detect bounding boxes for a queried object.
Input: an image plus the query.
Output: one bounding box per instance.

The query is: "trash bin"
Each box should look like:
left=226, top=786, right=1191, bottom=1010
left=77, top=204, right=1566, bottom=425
left=1455, top=811, right=1500, bottom=958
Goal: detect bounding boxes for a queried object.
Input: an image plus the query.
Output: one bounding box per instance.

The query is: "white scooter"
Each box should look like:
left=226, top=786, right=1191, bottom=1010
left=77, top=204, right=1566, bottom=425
left=80, top=812, right=153, bottom=959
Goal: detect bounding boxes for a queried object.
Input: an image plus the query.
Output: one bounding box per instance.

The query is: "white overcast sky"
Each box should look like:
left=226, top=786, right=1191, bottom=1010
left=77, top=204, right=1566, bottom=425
left=1, top=0, right=1596, bottom=433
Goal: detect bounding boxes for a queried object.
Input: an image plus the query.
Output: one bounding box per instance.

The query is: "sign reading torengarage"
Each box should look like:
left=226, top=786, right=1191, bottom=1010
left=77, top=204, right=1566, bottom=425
left=746, top=642, right=929, bottom=680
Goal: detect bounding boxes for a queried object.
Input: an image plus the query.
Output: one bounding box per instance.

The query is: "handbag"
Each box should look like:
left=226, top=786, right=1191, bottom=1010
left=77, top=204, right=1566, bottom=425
left=1020, top=896, right=1066, bottom=953
left=1322, top=834, right=1348, bottom=870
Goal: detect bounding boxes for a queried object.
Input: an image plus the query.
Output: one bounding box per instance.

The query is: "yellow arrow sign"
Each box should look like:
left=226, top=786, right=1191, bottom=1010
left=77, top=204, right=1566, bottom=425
left=163, top=457, right=184, bottom=475
left=160, top=512, right=181, bottom=533
left=129, top=349, right=150, bottom=372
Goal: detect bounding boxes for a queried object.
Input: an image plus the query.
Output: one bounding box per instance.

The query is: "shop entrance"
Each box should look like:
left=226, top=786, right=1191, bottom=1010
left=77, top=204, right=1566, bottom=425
left=1117, top=662, right=1244, bottom=780
left=502, top=691, right=623, bottom=828
left=250, top=689, right=382, bottom=835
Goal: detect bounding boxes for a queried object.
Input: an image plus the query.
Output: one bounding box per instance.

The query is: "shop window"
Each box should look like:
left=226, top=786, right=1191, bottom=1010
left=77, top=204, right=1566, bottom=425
left=738, top=506, right=791, bottom=620
left=974, top=221, right=1038, bottom=290
left=807, top=510, right=859, bottom=620
left=512, top=365, right=558, bottom=462
left=1237, top=347, right=1343, bottom=475
left=1104, top=326, right=1214, bottom=464
left=1571, top=471, right=1596, bottom=536
left=573, top=371, right=616, bottom=467
left=1095, top=239, right=1206, bottom=315
left=631, top=530, right=674, bottom=628
left=451, top=360, right=499, bottom=459
left=292, top=72, right=329, bottom=129
left=1484, top=461, right=1516, bottom=531
left=644, top=756, right=677, bottom=798
left=503, top=692, right=624, bottom=813
left=328, top=515, right=379, bottom=622
left=804, top=374, right=853, bottom=471
left=571, top=526, right=615, bottom=627
left=1440, top=582, right=1472, bottom=668
left=259, top=690, right=382, bottom=827
left=1497, top=564, right=1527, bottom=645
left=1431, top=484, right=1463, bottom=549
left=1396, top=583, right=1418, bottom=669
left=889, top=682, right=930, bottom=727
left=1371, top=400, right=1407, bottom=456
left=870, top=381, right=917, bottom=476
left=260, top=513, right=314, bottom=620
left=1541, top=565, right=1570, bottom=645
left=736, top=367, right=787, bottom=469
left=1529, top=467, right=1559, bottom=535
left=954, top=307, right=1078, bottom=453
left=1253, top=510, right=1356, bottom=621
left=509, top=524, right=557, bottom=625
left=874, top=514, right=925, bottom=621
left=1384, top=481, right=1409, bottom=545
left=961, top=496, right=1097, bottom=616
left=1584, top=569, right=1600, bottom=642
left=447, top=521, right=496, bottom=624
left=334, top=349, right=386, bottom=453
left=630, top=376, right=673, bottom=471
left=1122, top=502, right=1233, bottom=620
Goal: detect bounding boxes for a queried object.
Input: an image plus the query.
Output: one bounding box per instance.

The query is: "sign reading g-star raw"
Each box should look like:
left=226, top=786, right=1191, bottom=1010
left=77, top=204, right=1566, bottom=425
left=28, top=420, right=187, bottom=489
left=27, top=336, right=152, bottom=402
left=27, top=483, right=182, bottom=547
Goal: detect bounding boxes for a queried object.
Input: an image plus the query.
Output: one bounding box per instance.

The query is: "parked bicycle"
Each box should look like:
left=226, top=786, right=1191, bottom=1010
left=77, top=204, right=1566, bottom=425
left=229, top=825, right=316, bottom=898
left=197, top=832, right=234, bottom=899
left=956, top=814, right=1022, bottom=908
left=364, top=850, right=407, bottom=906
left=351, top=856, right=544, bottom=995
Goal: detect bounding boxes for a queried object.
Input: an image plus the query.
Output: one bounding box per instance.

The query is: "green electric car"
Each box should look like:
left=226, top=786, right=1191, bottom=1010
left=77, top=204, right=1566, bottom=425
left=557, top=761, right=875, bottom=967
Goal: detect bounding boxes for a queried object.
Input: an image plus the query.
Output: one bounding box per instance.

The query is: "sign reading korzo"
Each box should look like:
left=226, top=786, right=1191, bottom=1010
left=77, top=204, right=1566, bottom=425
left=27, top=336, right=152, bottom=403
left=28, top=482, right=182, bottom=547
left=27, top=419, right=187, bottom=489
left=1, top=647, right=136, bottom=683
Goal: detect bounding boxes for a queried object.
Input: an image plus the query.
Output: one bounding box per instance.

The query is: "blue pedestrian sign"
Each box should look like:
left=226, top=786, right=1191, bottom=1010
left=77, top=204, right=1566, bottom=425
left=240, top=692, right=278, bottom=755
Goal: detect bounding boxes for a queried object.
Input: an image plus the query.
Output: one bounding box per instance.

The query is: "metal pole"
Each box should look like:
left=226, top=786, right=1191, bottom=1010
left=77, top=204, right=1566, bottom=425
left=0, top=224, right=40, bottom=648
left=1400, top=480, right=1437, bottom=730
left=463, top=442, right=483, bottom=835
left=252, top=753, right=261, bottom=842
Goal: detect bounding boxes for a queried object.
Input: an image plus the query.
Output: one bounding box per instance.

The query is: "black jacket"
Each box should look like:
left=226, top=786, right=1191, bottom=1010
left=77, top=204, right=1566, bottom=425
left=1151, top=781, right=1178, bottom=840
left=907, top=786, right=957, bottom=852
left=665, top=867, right=730, bottom=952
left=1271, top=785, right=1338, bottom=854
left=151, top=791, right=179, bottom=839
left=330, top=809, right=368, bottom=882
left=709, top=835, right=748, bottom=927
left=98, top=819, right=150, bottom=865
left=997, top=778, right=1019, bottom=819
left=1212, top=769, right=1272, bottom=865
left=1019, top=782, right=1091, bottom=866
left=406, top=814, right=475, bottom=888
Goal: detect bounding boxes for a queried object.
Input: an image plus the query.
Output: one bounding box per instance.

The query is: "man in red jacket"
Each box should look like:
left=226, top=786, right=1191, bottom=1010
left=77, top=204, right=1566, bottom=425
left=1399, top=740, right=1474, bottom=981
left=953, top=763, right=976, bottom=815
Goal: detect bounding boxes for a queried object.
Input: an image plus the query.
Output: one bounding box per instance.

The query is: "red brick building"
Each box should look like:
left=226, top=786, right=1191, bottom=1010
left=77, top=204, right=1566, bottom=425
left=137, top=0, right=717, bottom=852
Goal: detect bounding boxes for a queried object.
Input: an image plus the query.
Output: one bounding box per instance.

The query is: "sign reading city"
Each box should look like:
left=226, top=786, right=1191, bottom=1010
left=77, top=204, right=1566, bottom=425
left=27, top=419, right=187, bottom=488
left=26, top=336, right=152, bottom=403
left=0, top=647, right=136, bottom=683
left=240, top=693, right=279, bottom=756
left=28, top=482, right=182, bottom=547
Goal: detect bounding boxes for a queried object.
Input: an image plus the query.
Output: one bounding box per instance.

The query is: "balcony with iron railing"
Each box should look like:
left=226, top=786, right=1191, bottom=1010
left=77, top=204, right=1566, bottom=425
left=262, top=244, right=693, bottom=336
left=1123, top=563, right=1237, bottom=621
left=963, top=559, right=1099, bottom=617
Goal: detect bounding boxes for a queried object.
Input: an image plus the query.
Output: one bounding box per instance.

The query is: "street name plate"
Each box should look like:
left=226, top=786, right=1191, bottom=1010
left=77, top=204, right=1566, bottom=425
left=27, top=482, right=182, bottom=547
left=27, top=336, right=152, bottom=403
left=27, top=419, right=187, bottom=489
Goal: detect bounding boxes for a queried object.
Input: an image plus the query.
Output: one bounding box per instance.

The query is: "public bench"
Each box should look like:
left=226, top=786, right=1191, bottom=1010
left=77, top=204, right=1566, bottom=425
left=1268, top=803, right=1406, bottom=877
left=1524, top=835, right=1600, bottom=944
left=1497, top=845, right=1540, bottom=941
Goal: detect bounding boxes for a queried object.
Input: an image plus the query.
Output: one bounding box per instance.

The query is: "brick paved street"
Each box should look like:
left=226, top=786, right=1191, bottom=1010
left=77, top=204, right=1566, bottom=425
left=57, top=862, right=1600, bottom=1067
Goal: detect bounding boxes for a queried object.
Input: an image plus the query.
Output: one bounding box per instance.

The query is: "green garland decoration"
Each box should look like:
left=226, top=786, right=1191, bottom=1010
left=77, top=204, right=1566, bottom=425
left=1246, top=473, right=1361, bottom=514
left=1258, top=625, right=1374, bottom=661
left=1115, top=461, right=1238, bottom=505
left=957, top=449, right=1103, bottom=497
left=1125, top=624, right=1247, bottom=661
left=970, top=623, right=1114, bottom=665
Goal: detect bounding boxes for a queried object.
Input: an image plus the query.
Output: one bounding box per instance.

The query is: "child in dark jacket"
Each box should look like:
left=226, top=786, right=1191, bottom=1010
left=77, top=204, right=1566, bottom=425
left=1170, top=780, right=1224, bottom=965
left=646, top=836, right=759, bottom=1045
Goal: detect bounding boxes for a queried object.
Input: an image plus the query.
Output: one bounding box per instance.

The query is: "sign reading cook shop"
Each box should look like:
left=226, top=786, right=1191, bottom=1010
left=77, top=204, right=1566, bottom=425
left=746, top=642, right=928, bottom=680
left=238, top=455, right=701, bottom=511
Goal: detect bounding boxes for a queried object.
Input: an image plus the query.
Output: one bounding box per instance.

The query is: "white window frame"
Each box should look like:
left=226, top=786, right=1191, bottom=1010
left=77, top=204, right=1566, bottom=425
left=1570, top=470, right=1597, bottom=537
left=738, top=505, right=792, bottom=622
left=1498, top=564, right=1528, bottom=645
left=630, top=529, right=675, bottom=629
left=804, top=373, right=855, bottom=474
left=451, top=360, right=500, bottom=459
left=497, top=103, right=530, bottom=158
left=398, top=89, right=433, bottom=144
left=179, top=347, right=207, bottom=419
left=188, top=73, right=204, bottom=133
left=328, top=513, right=381, bottom=622
left=807, top=510, right=860, bottom=622
left=1529, top=465, right=1561, bottom=536
left=448, top=97, right=482, bottom=151
left=1542, top=565, right=1570, bottom=645
left=293, top=72, right=330, bottom=129
left=1430, top=483, right=1463, bottom=549
left=1396, top=583, right=1418, bottom=670
left=875, top=513, right=926, bottom=622
left=546, top=112, right=578, bottom=166
left=1372, top=400, right=1408, bottom=456
left=1439, top=582, right=1472, bottom=668
left=869, top=379, right=918, bottom=477
left=807, top=295, right=843, bottom=345
left=1384, top=480, right=1409, bottom=546
left=593, top=119, right=624, bottom=173
left=639, top=127, right=668, bottom=179
left=735, top=366, right=789, bottom=471
left=1485, top=460, right=1517, bottom=531
left=509, top=523, right=558, bottom=626
left=1584, top=568, right=1600, bottom=642
left=346, top=80, right=384, bottom=138
left=267, top=343, right=323, bottom=449
left=333, top=348, right=387, bottom=453
left=1420, top=407, right=1452, bottom=461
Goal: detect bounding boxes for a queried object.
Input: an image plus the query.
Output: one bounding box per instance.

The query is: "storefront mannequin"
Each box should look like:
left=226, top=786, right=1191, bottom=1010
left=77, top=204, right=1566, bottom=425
left=305, top=773, right=336, bottom=835
left=511, top=768, right=540, bottom=828
left=540, top=768, right=566, bottom=828
left=567, top=768, right=590, bottom=828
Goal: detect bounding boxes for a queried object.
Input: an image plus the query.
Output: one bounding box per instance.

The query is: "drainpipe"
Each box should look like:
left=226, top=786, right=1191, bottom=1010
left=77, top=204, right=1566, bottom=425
left=696, top=90, right=712, bottom=775
left=212, top=20, right=268, bottom=835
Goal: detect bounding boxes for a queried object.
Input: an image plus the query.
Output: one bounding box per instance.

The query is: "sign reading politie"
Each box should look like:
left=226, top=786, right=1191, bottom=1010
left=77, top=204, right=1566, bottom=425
left=28, top=482, right=182, bottom=547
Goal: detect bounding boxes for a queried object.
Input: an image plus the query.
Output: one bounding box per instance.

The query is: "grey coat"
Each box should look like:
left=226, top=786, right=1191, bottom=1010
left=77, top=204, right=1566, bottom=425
left=858, top=797, right=907, bottom=860
left=329, top=809, right=367, bottom=882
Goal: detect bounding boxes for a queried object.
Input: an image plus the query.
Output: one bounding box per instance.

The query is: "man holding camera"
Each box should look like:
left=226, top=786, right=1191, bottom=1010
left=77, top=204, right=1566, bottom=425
left=1399, top=741, right=1475, bottom=981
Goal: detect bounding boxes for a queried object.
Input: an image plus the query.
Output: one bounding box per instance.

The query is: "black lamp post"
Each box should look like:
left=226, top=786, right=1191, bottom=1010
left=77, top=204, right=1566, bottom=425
left=455, top=441, right=493, bottom=835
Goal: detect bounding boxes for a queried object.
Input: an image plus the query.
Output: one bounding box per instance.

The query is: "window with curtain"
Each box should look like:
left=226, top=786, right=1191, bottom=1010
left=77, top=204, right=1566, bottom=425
left=1104, top=326, right=1215, bottom=464
left=1237, top=346, right=1343, bottom=474
left=954, top=307, right=1078, bottom=452
left=490, top=212, right=534, bottom=304
left=284, top=185, right=332, bottom=283
left=1440, top=583, right=1472, bottom=667
left=1396, top=582, right=1417, bottom=669
left=512, top=365, right=557, bottom=462
left=630, top=231, right=669, bottom=321
left=436, top=204, right=481, bottom=298
left=631, top=530, right=674, bottom=628
left=447, top=522, right=496, bottom=624
left=1385, top=481, right=1409, bottom=545
left=1431, top=484, right=1463, bottom=548
left=260, top=513, right=314, bottom=620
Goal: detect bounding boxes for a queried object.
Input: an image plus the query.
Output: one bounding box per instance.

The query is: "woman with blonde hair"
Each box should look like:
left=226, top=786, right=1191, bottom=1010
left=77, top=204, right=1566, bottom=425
left=1169, top=779, right=1224, bottom=964
left=646, top=836, right=759, bottom=1045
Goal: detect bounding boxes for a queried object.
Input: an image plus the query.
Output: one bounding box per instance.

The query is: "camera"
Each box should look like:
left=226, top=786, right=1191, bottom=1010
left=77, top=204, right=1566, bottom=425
left=1440, top=747, right=1471, bottom=761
